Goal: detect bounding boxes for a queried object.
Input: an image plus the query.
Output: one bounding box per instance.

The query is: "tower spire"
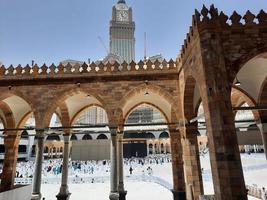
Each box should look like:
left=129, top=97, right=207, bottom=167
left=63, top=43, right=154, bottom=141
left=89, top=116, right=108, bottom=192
left=118, top=0, right=126, bottom=4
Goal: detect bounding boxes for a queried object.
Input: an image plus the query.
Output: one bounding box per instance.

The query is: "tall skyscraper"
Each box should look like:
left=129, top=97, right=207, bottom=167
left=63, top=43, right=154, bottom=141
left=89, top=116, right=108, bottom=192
left=110, top=0, right=135, bottom=63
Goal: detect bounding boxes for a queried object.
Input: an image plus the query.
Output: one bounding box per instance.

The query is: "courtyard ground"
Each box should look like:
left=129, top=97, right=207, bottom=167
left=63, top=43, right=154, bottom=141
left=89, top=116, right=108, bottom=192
left=40, top=153, right=267, bottom=200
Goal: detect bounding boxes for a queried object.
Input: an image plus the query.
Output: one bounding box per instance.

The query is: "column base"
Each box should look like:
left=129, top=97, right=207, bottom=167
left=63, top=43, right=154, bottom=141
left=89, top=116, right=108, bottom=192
left=118, top=190, right=127, bottom=200
left=56, top=192, right=71, bottom=200
left=31, top=193, right=41, bottom=200
left=172, top=190, right=186, bottom=200
left=109, top=192, right=119, bottom=200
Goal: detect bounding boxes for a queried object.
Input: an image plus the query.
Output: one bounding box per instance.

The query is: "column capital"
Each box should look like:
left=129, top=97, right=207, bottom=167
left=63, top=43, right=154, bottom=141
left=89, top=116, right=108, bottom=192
left=63, top=134, right=71, bottom=142
left=35, top=128, right=45, bottom=132
left=35, top=129, right=46, bottom=138
left=109, top=126, right=119, bottom=136
left=117, top=132, right=124, bottom=139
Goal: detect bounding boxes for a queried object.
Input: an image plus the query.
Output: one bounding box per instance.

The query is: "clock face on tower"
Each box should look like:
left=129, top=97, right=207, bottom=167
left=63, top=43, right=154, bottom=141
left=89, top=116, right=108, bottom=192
left=116, top=10, right=129, bottom=22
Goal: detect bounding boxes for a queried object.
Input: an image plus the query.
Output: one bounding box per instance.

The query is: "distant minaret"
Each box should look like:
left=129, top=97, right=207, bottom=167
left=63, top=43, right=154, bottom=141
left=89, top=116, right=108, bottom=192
left=110, top=0, right=135, bottom=63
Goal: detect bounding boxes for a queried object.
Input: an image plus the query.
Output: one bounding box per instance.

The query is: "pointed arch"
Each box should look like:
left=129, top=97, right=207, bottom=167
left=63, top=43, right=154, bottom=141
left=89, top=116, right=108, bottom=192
left=0, top=101, right=15, bottom=129
left=258, top=77, right=267, bottom=122
left=119, top=83, right=177, bottom=123
left=42, top=87, right=109, bottom=129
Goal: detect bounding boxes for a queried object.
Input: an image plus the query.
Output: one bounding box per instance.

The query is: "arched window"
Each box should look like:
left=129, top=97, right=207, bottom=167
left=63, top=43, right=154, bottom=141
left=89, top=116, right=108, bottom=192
left=146, top=132, right=155, bottom=139
left=97, top=134, right=108, bottom=140
left=82, top=134, right=92, bottom=140
left=46, top=133, right=60, bottom=141
left=21, top=130, right=29, bottom=139
left=159, top=132, right=169, bottom=139
left=71, top=134, right=78, bottom=141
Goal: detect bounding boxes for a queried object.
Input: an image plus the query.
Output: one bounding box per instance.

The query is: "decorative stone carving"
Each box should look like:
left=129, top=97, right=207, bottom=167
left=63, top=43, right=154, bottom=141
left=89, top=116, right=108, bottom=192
left=7, top=65, right=14, bottom=76
left=40, top=64, right=48, bottom=75
left=81, top=63, right=88, bottom=73
left=129, top=61, right=136, bottom=71
left=90, top=62, right=97, bottom=72
left=209, top=4, right=218, bottom=19
left=194, top=9, right=201, bottom=25
left=121, top=61, right=128, bottom=71
left=57, top=63, right=64, bottom=74
left=257, top=10, right=267, bottom=24
left=65, top=63, right=72, bottom=74
left=24, top=64, right=31, bottom=75
left=219, top=11, right=229, bottom=25
left=243, top=10, right=256, bottom=25
left=15, top=65, right=23, bottom=75
left=113, top=61, right=120, bottom=72
left=230, top=11, right=242, bottom=26
left=201, top=5, right=209, bottom=22
left=32, top=64, right=39, bottom=76
left=49, top=63, right=56, bottom=75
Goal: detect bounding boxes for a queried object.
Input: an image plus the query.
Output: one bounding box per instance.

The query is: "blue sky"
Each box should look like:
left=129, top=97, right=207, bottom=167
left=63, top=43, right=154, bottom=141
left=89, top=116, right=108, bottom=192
left=0, top=0, right=267, bottom=66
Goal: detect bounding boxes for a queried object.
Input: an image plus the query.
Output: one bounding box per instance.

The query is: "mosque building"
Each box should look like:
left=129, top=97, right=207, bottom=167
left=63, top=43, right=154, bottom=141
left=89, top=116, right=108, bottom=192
left=0, top=0, right=264, bottom=162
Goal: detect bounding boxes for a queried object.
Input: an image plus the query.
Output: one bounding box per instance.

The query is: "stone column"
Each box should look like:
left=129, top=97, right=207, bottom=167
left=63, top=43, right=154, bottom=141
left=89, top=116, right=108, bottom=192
left=56, top=134, right=71, bottom=200
left=257, top=122, right=267, bottom=160
left=117, top=133, right=127, bottom=200
left=27, top=130, right=35, bottom=161
left=198, top=29, right=247, bottom=200
left=202, top=92, right=247, bottom=200
left=0, top=132, right=19, bottom=192
left=182, top=124, right=203, bottom=200
left=152, top=143, right=155, bottom=154
left=159, top=141, right=162, bottom=154
left=31, top=130, right=45, bottom=200
left=109, top=127, right=119, bottom=200
left=170, top=128, right=186, bottom=200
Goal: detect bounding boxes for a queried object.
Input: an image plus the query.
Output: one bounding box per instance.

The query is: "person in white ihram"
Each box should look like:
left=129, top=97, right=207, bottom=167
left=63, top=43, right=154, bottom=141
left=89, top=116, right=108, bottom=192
left=261, top=187, right=267, bottom=200
left=262, top=187, right=267, bottom=200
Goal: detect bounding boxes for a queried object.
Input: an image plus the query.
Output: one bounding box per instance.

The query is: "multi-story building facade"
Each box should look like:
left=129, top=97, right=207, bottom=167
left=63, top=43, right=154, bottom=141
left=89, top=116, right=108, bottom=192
left=110, top=0, right=135, bottom=63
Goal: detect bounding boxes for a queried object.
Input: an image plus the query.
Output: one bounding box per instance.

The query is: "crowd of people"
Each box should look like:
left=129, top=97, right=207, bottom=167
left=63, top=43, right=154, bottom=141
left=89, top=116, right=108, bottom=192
left=0, top=154, right=172, bottom=180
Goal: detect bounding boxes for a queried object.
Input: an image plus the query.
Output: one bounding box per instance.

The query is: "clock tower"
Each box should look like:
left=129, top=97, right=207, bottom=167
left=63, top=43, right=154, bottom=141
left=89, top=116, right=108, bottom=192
left=110, top=0, right=135, bottom=63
